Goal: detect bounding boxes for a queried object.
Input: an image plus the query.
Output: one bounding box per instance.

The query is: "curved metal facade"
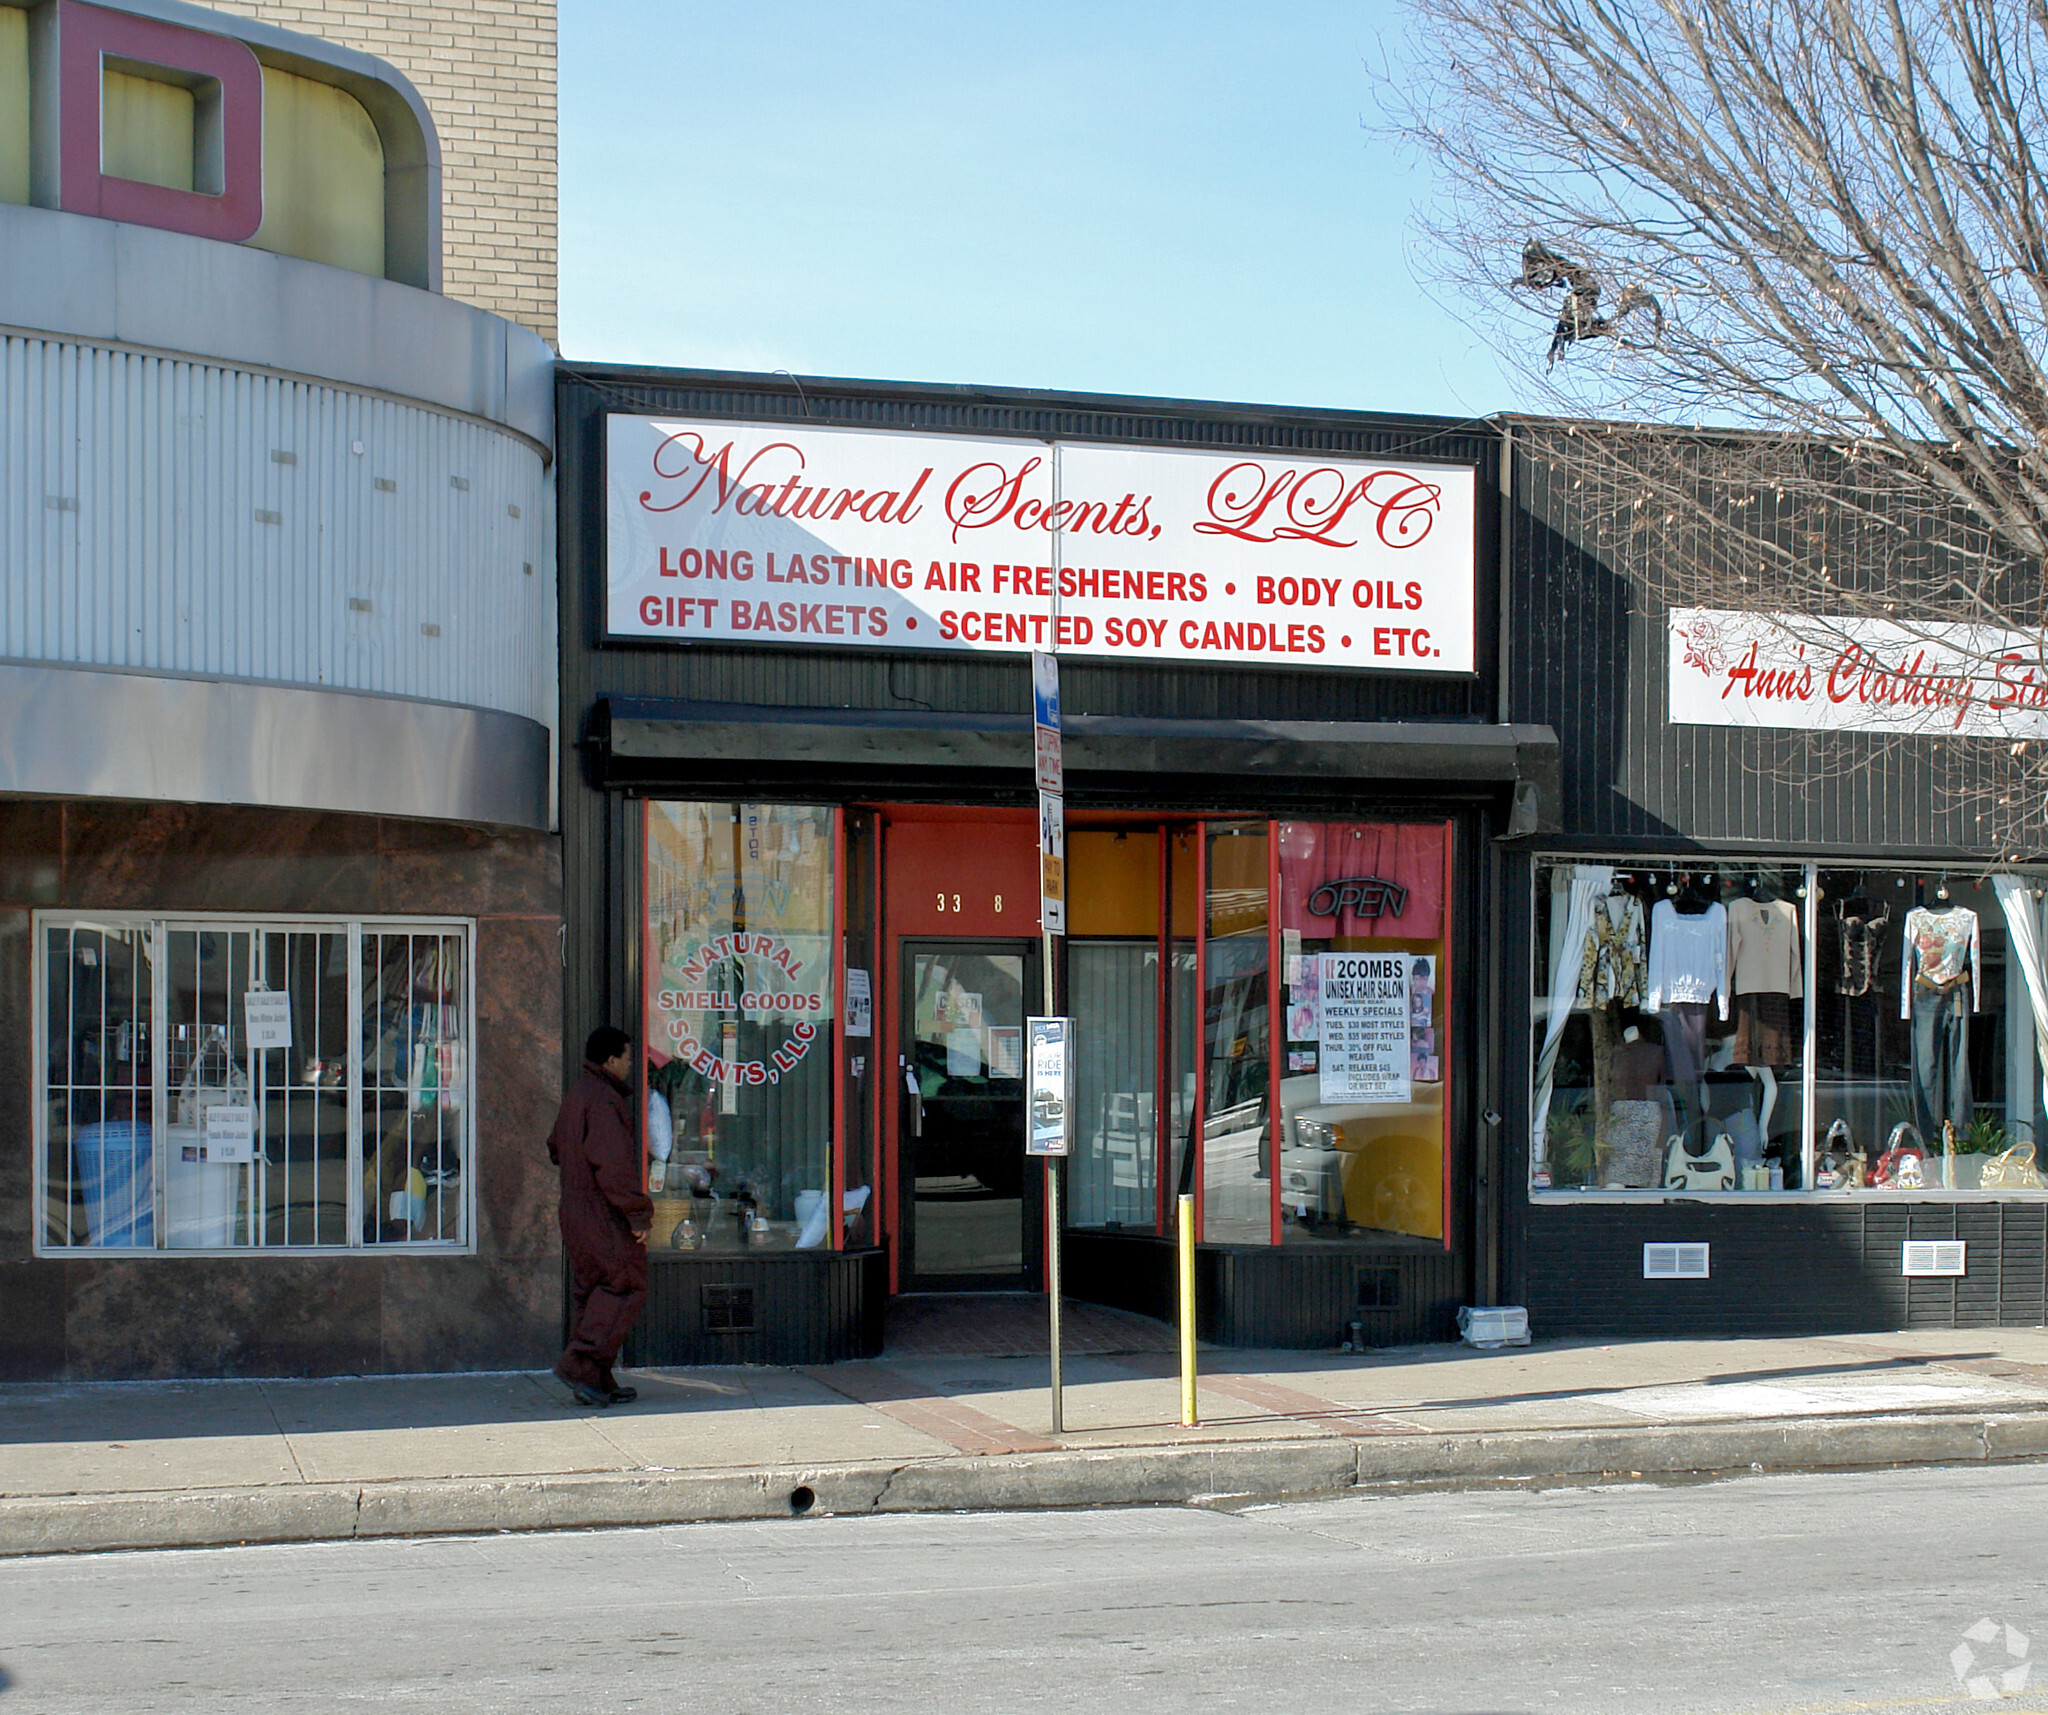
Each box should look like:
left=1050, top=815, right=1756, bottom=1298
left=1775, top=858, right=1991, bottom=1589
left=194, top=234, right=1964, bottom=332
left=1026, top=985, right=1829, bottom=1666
left=1, top=331, right=553, bottom=729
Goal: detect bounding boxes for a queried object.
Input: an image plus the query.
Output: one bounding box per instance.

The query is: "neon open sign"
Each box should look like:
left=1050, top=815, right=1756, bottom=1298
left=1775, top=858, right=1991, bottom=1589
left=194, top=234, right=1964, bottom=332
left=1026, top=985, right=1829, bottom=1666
left=1304, top=876, right=1410, bottom=921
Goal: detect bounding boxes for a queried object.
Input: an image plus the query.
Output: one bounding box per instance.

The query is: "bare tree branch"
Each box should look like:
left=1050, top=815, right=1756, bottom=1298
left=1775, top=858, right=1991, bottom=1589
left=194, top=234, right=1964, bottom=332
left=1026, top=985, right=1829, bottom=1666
left=1384, top=0, right=2048, bottom=848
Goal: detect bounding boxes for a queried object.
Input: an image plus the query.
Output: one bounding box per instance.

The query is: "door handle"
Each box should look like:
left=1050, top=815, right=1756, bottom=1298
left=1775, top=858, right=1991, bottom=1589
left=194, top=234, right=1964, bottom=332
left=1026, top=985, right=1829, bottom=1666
left=905, top=1068, right=923, bottom=1138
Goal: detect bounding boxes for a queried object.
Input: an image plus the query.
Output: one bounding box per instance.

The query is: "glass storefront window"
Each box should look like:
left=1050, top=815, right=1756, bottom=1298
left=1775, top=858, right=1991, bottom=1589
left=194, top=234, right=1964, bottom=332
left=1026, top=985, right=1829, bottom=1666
left=642, top=802, right=840, bottom=1252
left=1531, top=859, right=2048, bottom=1195
left=1276, top=822, right=1452, bottom=1246
left=1201, top=821, right=1271, bottom=1243
left=1058, top=817, right=1455, bottom=1249
left=1815, top=869, right=2047, bottom=1191
left=1065, top=828, right=1161, bottom=1232
left=39, top=915, right=474, bottom=1253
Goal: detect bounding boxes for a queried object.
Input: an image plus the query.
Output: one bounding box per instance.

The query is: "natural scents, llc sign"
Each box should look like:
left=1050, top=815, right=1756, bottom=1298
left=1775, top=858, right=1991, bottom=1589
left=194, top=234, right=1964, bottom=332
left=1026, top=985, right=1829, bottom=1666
left=607, top=419, right=1477, bottom=672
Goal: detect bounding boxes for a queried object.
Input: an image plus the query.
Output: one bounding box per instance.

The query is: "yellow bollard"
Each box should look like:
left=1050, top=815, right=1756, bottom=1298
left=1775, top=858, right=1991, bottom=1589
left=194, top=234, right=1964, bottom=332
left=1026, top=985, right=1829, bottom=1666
left=1177, top=1191, right=1197, bottom=1426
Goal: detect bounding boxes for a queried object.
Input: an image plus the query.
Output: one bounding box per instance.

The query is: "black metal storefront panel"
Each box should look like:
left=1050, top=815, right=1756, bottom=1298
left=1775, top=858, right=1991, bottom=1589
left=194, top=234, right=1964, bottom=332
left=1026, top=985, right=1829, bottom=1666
left=1523, top=1201, right=2048, bottom=1336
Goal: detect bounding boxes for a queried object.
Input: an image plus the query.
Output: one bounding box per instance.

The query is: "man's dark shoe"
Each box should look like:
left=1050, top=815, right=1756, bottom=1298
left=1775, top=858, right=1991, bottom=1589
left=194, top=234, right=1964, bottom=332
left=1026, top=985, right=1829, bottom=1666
left=599, top=1369, right=637, bottom=1404
left=553, top=1362, right=612, bottom=1410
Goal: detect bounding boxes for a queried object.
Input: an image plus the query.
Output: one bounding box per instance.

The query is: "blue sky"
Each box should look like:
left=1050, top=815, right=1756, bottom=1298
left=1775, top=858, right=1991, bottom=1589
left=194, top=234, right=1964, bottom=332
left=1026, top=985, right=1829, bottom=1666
left=558, top=0, right=1530, bottom=420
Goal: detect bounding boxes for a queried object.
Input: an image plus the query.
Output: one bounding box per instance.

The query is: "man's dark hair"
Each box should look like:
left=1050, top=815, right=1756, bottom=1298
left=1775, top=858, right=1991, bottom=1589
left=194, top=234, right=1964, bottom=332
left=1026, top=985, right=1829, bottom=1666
left=585, top=1025, right=632, bottom=1065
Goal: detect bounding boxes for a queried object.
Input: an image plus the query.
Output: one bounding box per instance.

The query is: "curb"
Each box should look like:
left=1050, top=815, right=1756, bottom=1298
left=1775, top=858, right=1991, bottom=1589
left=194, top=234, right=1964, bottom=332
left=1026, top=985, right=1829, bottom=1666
left=6, top=1411, right=2048, bottom=1557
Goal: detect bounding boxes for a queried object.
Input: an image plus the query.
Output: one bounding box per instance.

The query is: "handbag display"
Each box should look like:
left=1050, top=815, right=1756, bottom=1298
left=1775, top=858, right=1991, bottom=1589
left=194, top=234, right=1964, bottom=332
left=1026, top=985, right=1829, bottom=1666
left=1664, top=1128, right=1737, bottom=1192
left=1815, top=1117, right=1864, bottom=1190
left=1981, top=1140, right=2046, bottom=1191
left=1869, top=1122, right=1928, bottom=1190
left=175, top=1039, right=251, bottom=1128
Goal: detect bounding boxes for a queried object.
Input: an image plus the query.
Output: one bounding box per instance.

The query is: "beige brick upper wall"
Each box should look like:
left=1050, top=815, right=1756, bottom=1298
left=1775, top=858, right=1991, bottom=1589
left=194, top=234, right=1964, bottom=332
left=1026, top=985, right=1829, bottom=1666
left=199, top=0, right=558, bottom=347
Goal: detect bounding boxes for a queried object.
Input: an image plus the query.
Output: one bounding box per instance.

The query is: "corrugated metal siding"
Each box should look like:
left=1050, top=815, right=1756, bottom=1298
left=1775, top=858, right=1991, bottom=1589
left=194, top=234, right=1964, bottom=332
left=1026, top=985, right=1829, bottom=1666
left=623, top=1250, right=888, bottom=1366
left=1, top=335, right=554, bottom=729
left=1509, top=433, right=1990, bottom=855
left=557, top=370, right=1506, bottom=1075
left=558, top=369, right=1500, bottom=731
left=1522, top=1201, right=2048, bottom=1336
left=1066, top=1232, right=1463, bottom=1347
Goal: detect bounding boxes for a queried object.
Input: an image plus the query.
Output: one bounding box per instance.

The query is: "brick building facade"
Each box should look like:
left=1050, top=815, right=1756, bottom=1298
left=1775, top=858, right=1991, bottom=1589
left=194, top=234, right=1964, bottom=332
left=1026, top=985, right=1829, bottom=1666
left=202, top=0, right=558, bottom=346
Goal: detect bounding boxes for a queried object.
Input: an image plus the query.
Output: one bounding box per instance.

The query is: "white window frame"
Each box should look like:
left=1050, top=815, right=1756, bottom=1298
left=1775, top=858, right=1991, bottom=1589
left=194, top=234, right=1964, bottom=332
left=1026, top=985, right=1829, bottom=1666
left=33, top=910, right=479, bottom=1257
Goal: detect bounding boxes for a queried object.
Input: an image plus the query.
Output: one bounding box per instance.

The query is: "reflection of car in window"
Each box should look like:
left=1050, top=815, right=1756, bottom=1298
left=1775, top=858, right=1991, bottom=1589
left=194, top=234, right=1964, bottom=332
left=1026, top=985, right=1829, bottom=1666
left=912, top=1037, right=1024, bottom=1197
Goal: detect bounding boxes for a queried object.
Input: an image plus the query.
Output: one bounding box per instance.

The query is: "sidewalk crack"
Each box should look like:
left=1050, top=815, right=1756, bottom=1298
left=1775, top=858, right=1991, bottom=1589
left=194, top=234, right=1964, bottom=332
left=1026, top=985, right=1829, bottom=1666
left=256, top=1382, right=310, bottom=1485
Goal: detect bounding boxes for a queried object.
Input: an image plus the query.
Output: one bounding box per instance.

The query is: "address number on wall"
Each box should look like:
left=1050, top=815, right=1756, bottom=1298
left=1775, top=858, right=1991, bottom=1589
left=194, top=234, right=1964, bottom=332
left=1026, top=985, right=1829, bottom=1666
left=935, top=894, right=1003, bottom=914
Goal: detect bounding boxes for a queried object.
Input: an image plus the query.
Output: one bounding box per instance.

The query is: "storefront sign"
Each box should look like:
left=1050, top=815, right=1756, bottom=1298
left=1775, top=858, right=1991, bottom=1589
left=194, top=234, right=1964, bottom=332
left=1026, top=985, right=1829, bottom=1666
left=1670, top=608, right=2048, bottom=738
left=1304, top=875, right=1409, bottom=922
left=1026, top=1016, right=1072, bottom=1156
left=606, top=418, right=1477, bottom=673
left=1318, top=952, right=1428, bottom=1104
left=644, top=802, right=834, bottom=1102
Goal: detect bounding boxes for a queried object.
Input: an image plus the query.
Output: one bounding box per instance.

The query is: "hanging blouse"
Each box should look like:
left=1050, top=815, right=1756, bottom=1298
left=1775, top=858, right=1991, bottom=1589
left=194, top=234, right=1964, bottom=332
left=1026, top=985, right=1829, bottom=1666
left=1725, top=896, right=1802, bottom=997
left=1576, top=893, right=1647, bottom=1009
left=1646, top=899, right=1730, bottom=1018
left=1901, top=905, right=1981, bottom=1017
left=1833, top=901, right=1890, bottom=997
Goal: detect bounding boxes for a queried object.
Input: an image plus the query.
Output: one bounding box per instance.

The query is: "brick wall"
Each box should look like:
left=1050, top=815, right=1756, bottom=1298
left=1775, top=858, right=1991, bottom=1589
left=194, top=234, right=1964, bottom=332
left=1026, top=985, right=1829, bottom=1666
left=201, top=0, right=558, bottom=347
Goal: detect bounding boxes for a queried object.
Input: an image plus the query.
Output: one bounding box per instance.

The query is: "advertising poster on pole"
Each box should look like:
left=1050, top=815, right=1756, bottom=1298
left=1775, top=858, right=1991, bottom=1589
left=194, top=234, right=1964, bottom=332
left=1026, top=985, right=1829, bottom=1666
left=1026, top=1016, right=1072, bottom=1156
left=1032, top=649, right=1063, bottom=792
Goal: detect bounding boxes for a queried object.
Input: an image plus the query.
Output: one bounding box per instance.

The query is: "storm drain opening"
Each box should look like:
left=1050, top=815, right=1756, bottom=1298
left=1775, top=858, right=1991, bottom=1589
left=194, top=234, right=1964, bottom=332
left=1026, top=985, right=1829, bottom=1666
left=788, top=1485, right=816, bottom=1515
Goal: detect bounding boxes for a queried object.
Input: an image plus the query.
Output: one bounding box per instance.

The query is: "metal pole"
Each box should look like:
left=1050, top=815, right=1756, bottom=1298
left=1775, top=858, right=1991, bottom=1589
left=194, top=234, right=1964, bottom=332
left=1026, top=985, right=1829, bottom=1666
left=1044, top=931, right=1063, bottom=1434
left=1177, top=1191, right=1197, bottom=1426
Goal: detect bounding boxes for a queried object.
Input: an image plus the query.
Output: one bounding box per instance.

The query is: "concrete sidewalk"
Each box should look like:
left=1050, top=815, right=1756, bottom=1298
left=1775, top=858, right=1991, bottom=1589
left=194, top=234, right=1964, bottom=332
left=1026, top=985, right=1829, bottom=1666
left=8, top=1323, right=2048, bottom=1555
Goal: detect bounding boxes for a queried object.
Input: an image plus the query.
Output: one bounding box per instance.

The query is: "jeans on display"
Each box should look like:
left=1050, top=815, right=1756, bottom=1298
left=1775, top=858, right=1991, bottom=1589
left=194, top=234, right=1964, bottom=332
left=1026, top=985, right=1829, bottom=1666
left=1910, top=986, right=1973, bottom=1141
left=1659, top=1002, right=1711, bottom=1082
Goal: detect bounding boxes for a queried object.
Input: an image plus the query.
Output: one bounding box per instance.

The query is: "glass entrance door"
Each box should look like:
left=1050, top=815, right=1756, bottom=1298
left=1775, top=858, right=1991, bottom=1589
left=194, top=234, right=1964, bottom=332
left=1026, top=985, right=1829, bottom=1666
left=900, top=940, right=1038, bottom=1289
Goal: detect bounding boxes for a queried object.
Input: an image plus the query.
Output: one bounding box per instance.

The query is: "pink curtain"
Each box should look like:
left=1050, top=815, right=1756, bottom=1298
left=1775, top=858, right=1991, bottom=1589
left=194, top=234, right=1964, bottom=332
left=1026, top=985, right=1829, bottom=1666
left=1276, top=821, right=1446, bottom=939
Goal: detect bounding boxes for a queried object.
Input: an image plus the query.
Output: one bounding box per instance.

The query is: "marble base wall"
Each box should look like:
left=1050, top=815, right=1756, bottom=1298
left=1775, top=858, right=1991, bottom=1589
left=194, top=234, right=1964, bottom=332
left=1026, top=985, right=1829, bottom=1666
left=0, top=801, right=564, bottom=1380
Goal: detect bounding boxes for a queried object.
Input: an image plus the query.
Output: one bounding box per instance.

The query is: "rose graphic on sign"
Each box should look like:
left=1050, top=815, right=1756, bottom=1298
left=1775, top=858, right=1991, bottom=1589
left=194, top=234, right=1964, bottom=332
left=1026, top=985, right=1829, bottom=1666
left=1680, top=613, right=1727, bottom=676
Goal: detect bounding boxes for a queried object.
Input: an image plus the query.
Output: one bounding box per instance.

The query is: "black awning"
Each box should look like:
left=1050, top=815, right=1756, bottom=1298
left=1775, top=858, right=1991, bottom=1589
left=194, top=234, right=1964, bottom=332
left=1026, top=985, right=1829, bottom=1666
left=590, top=697, right=1559, bottom=827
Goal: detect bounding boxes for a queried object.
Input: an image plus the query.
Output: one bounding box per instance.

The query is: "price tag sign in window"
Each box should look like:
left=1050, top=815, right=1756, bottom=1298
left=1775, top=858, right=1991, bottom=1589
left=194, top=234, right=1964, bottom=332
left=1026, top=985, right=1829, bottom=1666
left=244, top=989, right=292, bottom=1051
left=202, top=1103, right=256, bottom=1164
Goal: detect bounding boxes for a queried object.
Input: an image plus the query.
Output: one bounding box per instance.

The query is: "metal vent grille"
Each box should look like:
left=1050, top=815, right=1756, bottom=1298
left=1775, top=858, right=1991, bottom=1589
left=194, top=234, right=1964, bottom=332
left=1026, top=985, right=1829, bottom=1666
left=701, top=1283, right=756, bottom=1333
left=1902, top=1241, right=1966, bottom=1277
left=1643, top=1242, right=1710, bottom=1279
left=1356, top=1267, right=1401, bottom=1309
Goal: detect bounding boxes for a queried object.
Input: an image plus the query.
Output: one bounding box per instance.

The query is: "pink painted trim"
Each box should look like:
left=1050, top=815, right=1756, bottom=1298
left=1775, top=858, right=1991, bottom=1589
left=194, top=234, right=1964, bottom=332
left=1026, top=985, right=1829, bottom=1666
left=61, top=0, right=263, bottom=244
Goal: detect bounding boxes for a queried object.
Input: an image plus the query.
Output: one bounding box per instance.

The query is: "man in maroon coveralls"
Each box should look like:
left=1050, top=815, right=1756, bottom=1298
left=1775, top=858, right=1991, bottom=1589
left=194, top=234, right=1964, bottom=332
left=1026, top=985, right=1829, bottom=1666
left=548, top=1026, right=651, bottom=1409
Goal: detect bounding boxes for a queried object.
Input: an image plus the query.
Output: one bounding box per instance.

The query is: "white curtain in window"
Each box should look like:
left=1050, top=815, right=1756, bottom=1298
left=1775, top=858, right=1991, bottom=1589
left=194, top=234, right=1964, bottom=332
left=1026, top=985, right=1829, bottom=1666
left=1532, top=864, right=1614, bottom=1164
left=1993, top=874, right=2048, bottom=1138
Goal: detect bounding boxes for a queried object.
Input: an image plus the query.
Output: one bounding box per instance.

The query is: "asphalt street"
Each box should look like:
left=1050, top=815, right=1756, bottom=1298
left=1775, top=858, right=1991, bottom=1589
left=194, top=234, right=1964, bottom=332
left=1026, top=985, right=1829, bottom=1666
left=4, top=1463, right=2047, bottom=1713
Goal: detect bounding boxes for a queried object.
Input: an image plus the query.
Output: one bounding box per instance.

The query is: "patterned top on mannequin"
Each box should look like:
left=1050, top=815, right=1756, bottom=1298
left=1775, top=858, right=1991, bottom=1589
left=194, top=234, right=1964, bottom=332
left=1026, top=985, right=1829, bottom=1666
left=1901, top=905, right=1980, bottom=1017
